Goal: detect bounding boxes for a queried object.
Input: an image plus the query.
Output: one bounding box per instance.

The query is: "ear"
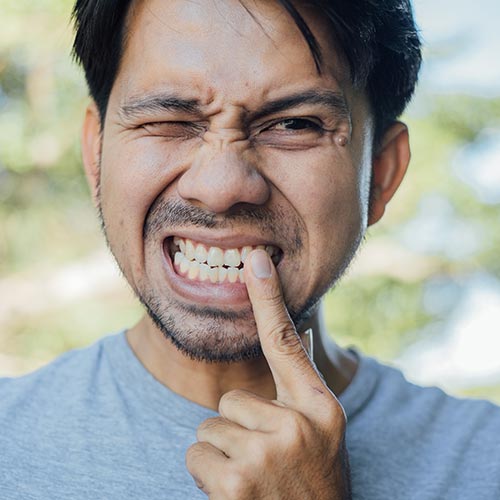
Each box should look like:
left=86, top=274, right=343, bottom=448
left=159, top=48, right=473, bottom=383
left=81, top=101, right=102, bottom=207
left=368, top=121, right=410, bottom=226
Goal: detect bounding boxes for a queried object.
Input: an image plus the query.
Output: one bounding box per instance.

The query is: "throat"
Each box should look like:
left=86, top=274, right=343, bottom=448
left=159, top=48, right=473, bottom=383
left=126, top=318, right=276, bottom=410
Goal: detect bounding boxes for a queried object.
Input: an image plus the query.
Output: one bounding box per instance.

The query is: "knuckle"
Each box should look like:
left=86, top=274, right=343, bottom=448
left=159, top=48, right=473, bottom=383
left=269, top=323, right=303, bottom=355
left=198, top=416, right=221, bottom=431
left=185, top=442, right=203, bottom=470
left=282, top=409, right=302, bottom=430
left=222, top=388, right=247, bottom=401
left=196, top=416, right=221, bottom=440
left=322, top=398, right=347, bottom=429
left=218, top=388, right=252, bottom=414
left=222, top=466, right=250, bottom=498
left=334, top=414, right=347, bottom=443
left=280, top=410, right=309, bottom=448
left=317, top=402, right=348, bottom=451
left=246, top=435, right=270, bottom=467
left=218, top=390, right=238, bottom=413
left=255, top=290, right=308, bottom=358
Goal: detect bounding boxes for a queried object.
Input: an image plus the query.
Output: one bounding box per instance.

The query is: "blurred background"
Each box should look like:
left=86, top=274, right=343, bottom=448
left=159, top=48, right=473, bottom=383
left=1, top=0, right=499, bottom=401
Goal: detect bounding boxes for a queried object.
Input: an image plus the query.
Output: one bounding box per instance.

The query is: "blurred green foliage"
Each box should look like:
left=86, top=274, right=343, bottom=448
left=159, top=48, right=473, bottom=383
left=1, top=1, right=500, bottom=401
left=1, top=0, right=91, bottom=275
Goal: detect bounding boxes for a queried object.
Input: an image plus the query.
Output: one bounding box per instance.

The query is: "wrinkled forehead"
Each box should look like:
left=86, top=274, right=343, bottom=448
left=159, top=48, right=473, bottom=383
left=112, top=0, right=351, bottom=109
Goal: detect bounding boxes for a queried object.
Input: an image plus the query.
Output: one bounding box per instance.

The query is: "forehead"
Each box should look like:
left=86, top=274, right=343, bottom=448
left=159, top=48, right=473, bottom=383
left=111, top=0, right=350, bottom=109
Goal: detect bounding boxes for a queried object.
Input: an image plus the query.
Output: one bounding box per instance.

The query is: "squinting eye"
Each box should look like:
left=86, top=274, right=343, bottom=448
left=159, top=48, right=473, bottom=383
left=272, top=118, right=321, bottom=131
left=141, top=121, right=204, bottom=138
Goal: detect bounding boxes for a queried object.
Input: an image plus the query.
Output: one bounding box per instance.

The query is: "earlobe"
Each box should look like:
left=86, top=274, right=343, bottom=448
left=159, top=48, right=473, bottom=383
left=81, top=102, right=102, bottom=207
left=368, top=122, right=410, bottom=226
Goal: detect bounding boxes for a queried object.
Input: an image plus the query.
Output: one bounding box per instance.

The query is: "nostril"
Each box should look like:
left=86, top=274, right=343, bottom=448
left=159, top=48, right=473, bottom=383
left=176, top=149, right=270, bottom=213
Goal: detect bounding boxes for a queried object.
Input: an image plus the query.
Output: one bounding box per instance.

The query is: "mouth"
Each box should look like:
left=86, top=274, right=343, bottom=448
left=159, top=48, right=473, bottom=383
left=165, top=236, right=283, bottom=285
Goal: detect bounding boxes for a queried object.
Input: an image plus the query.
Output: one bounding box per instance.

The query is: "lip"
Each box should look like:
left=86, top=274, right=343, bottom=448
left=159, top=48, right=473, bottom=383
left=161, top=238, right=253, bottom=308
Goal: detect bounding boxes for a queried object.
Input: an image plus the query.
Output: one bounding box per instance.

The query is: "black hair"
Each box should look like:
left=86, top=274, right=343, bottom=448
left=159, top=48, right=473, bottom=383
left=72, top=0, right=421, bottom=142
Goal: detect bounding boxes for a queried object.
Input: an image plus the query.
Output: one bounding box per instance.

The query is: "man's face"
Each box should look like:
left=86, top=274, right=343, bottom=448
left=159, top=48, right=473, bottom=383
left=91, top=0, right=375, bottom=361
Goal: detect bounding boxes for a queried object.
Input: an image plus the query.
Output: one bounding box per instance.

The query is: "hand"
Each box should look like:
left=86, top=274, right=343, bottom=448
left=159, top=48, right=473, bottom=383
left=186, top=249, right=351, bottom=499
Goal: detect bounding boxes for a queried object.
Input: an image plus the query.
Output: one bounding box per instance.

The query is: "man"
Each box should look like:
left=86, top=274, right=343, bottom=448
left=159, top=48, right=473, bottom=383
left=1, top=0, right=499, bottom=499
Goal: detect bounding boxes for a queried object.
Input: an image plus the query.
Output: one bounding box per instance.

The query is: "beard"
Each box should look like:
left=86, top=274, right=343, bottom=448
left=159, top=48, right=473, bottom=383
left=99, top=196, right=363, bottom=364
left=137, top=271, right=331, bottom=364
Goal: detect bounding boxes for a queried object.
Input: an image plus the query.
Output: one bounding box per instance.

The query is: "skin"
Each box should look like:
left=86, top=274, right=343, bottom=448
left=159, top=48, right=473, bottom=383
left=81, top=0, right=410, bottom=497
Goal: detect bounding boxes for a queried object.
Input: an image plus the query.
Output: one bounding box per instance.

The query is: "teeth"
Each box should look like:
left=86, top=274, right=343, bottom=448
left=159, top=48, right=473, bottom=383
left=195, top=244, right=208, bottom=264
left=174, top=251, right=183, bottom=266
left=224, top=249, right=241, bottom=267
left=174, top=236, right=186, bottom=252
left=185, top=240, right=195, bottom=260
left=188, top=260, right=200, bottom=280
left=228, top=267, right=239, bottom=283
left=209, top=267, right=218, bottom=283
left=241, top=246, right=252, bottom=263
left=199, top=263, right=210, bottom=281
left=207, top=247, right=224, bottom=267
left=180, top=255, right=190, bottom=274
left=172, top=237, right=279, bottom=284
left=218, top=267, right=228, bottom=283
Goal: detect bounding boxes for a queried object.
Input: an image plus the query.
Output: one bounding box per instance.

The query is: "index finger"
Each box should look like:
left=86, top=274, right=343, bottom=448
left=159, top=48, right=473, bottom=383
left=244, top=249, right=329, bottom=404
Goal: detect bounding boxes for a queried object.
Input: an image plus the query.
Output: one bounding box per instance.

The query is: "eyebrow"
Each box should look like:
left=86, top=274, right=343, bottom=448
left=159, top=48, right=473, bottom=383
left=250, top=90, right=350, bottom=122
left=118, top=89, right=350, bottom=122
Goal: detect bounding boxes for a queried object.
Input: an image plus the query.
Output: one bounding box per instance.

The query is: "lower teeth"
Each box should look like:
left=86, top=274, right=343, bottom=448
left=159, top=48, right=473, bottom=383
left=174, top=251, right=244, bottom=284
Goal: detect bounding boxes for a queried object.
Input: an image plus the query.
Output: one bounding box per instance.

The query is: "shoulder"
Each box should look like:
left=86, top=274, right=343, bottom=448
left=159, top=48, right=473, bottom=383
left=344, top=353, right=500, bottom=498
left=366, top=356, right=500, bottom=422
left=347, top=353, right=500, bottom=473
left=0, top=332, right=123, bottom=417
left=349, top=352, right=500, bottom=430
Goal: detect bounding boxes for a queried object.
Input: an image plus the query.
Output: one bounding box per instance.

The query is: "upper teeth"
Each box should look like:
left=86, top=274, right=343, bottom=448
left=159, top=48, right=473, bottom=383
left=173, top=237, right=277, bottom=268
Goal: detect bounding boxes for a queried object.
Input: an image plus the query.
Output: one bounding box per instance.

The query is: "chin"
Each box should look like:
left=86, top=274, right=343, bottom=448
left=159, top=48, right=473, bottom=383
left=137, top=286, right=264, bottom=363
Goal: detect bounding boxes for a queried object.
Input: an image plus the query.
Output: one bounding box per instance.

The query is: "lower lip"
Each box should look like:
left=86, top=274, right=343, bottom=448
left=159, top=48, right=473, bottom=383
left=161, top=241, right=251, bottom=307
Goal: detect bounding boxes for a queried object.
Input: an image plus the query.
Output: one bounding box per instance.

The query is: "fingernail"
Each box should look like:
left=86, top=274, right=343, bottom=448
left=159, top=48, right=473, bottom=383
left=251, top=250, right=272, bottom=279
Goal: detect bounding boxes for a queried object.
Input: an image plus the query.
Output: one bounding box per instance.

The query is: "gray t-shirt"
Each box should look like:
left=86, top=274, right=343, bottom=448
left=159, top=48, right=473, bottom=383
left=1, top=331, right=499, bottom=499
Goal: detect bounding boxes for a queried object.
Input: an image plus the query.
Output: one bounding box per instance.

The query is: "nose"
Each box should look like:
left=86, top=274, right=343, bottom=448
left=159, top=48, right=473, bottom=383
left=177, top=142, right=271, bottom=213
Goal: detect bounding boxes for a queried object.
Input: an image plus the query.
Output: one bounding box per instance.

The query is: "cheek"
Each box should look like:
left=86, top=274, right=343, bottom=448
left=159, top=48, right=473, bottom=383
left=276, top=150, right=364, bottom=233
left=275, top=151, right=365, bottom=278
left=98, top=137, right=189, bottom=275
left=308, top=171, right=363, bottom=259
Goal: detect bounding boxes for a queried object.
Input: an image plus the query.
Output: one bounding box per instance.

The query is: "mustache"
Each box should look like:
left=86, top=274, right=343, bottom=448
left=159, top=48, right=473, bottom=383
left=143, top=199, right=303, bottom=254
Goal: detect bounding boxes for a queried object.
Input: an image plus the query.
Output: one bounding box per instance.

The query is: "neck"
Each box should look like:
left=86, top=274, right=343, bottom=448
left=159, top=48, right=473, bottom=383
left=126, top=302, right=358, bottom=411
